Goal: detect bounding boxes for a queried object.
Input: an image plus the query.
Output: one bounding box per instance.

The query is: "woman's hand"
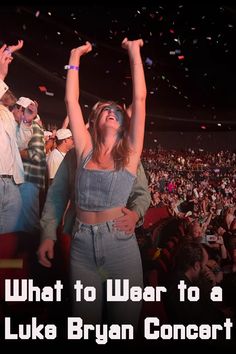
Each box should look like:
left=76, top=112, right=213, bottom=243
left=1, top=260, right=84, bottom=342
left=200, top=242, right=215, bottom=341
left=121, top=37, right=144, bottom=50
left=0, top=45, right=13, bottom=80
left=70, top=41, right=92, bottom=58
left=7, top=40, right=24, bottom=54
left=68, top=41, right=92, bottom=67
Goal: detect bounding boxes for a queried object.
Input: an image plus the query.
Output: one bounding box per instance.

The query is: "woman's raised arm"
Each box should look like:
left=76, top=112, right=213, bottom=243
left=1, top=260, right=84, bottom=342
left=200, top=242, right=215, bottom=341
left=65, top=41, right=92, bottom=158
left=122, top=38, right=146, bottom=158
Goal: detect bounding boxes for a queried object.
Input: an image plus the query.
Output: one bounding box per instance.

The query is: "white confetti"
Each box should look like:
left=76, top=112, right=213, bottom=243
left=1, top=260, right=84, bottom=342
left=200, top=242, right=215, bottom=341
left=45, top=91, right=54, bottom=97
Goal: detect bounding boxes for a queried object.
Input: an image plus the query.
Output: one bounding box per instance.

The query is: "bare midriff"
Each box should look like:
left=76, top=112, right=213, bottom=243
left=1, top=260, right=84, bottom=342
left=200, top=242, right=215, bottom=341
left=77, top=206, right=124, bottom=224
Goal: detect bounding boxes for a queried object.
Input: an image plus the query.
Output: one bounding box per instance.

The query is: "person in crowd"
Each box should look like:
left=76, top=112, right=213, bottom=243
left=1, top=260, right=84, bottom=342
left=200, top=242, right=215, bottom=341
left=62, top=37, right=146, bottom=328
left=0, top=41, right=38, bottom=234
left=38, top=99, right=151, bottom=264
left=165, top=241, right=226, bottom=325
left=44, top=130, right=56, bottom=157
left=38, top=145, right=151, bottom=259
left=46, top=128, right=74, bottom=183
left=11, top=97, right=46, bottom=234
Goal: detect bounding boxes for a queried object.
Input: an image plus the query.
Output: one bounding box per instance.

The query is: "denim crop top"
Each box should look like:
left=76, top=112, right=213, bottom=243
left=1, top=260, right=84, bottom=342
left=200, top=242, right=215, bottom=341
left=76, top=150, right=136, bottom=211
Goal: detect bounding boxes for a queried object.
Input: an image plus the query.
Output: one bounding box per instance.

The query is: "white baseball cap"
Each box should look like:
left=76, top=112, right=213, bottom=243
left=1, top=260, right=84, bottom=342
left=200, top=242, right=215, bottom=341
left=0, top=80, right=9, bottom=100
left=16, top=96, right=34, bottom=108
left=56, top=128, right=72, bottom=140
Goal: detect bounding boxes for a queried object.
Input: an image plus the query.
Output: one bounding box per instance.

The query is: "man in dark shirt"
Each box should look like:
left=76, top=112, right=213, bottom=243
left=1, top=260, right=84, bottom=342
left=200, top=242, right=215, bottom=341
left=166, top=241, right=225, bottom=325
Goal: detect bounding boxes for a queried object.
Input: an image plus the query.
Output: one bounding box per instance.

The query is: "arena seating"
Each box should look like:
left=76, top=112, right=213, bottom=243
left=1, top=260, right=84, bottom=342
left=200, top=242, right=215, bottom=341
left=143, top=206, right=171, bottom=230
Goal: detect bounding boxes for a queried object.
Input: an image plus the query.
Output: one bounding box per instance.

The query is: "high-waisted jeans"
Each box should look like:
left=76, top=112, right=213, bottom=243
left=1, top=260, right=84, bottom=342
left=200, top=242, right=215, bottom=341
left=70, top=219, right=143, bottom=329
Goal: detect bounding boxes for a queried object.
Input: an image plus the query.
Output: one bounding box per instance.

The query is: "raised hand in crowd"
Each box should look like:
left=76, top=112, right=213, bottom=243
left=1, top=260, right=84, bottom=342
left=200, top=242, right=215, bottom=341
left=0, top=45, right=13, bottom=80
left=23, top=101, right=39, bottom=123
left=7, top=39, right=24, bottom=54
left=0, top=40, right=24, bottom=81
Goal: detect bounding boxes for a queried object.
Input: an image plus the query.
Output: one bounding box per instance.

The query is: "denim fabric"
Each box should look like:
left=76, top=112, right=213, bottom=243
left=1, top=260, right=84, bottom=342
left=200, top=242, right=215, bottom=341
left=76, top=151, right=136, bottom=211
left=17, top=182, right=40, bottom=233
left=0, top=177, right=22, bottom=233
left=70, top=219, right=143, bottom=329
left=40, top=149, right=150, bottom=241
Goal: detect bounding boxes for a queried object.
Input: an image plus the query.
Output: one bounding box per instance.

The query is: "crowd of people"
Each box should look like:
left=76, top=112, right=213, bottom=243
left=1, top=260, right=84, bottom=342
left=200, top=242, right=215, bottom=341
left=1, top=39, right=236, bottom=347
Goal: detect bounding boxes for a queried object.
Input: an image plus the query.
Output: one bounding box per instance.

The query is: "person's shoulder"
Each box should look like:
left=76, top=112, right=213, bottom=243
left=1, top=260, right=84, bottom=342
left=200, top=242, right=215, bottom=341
left=0, top=103, right=8, bottom=112
left=137, top=160, right=145, bottom=173
left=47, top=148, right=58, bottom=159
left=0, top=105, right=14, bottom=120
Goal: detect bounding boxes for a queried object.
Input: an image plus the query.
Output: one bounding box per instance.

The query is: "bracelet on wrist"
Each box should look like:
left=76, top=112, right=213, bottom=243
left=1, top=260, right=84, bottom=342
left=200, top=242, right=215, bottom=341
left=64, top=65, right=79, bottom=71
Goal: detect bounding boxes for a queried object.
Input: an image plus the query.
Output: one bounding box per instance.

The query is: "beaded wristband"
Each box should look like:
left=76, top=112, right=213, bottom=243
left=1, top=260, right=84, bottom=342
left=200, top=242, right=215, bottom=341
left=64, top=65, right=79, bottom=70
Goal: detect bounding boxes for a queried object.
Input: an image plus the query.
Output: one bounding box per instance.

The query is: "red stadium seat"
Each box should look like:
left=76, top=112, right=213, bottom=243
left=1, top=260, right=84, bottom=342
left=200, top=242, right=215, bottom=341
left=0, top=232, right=18, bottom=259
left=0, top=232, right=29, bottom=300
left=143, top=206, right=171, bottom=229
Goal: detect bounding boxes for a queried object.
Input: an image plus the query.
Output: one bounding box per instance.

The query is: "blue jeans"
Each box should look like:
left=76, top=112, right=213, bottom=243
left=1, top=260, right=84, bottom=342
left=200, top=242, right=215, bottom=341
left=17, top=182, right=40, bottom=233
left=70, top=220, right=143, bottom=329
left=0, top=177, right=22, bottom=233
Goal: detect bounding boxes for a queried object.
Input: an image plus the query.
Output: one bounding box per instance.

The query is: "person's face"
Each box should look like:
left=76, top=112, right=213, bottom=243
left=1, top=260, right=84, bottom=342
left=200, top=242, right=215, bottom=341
left=65, top=136, right=74, bottom=150
left=99, top=104, right=124, bottom=127
left=192, top=221, right=203, bottom=238
left=192, top=248, right=209, bottom=281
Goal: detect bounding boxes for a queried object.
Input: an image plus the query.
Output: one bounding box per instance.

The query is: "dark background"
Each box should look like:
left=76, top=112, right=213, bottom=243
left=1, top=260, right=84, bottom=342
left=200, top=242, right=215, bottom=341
left=0, top=2, right=235, bottom=135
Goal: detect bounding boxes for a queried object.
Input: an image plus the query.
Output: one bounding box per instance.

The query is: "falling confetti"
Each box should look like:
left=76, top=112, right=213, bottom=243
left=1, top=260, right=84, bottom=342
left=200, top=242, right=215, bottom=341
left=145, top=57, right=153, bottom=66
left=0, top=4, right=233, bottom=133
left=38, top=86, right=47, bottom=92
left=45, top=91, right=54, bottom=97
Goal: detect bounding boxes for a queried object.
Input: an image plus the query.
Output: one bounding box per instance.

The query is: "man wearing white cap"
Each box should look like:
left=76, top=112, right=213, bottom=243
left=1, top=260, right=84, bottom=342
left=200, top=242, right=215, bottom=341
left=47, top=128, right=74, bottom=183
left=0, top=41, right=38, bottom=234
left=12, top=97, right=46, bottom=234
